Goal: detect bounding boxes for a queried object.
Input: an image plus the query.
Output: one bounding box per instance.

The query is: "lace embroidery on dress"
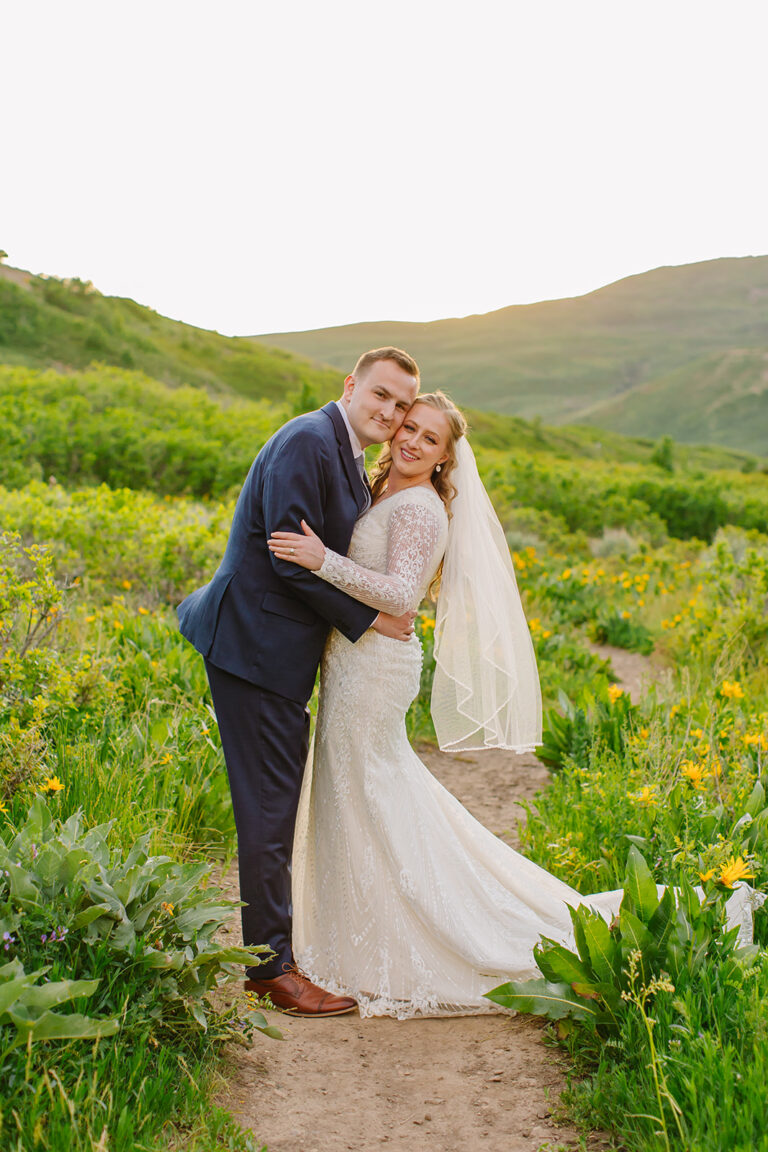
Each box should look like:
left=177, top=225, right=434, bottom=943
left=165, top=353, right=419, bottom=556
left=316, top=486, right=447, bottom=614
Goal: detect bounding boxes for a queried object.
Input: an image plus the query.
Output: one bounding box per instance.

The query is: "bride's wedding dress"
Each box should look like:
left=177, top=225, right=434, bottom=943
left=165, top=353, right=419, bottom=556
left=292, top=484, right=757, bottom=1019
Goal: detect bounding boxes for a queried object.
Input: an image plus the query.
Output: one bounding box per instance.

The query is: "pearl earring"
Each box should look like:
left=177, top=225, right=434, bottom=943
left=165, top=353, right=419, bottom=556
left=435, top=464, right=442, bottom=473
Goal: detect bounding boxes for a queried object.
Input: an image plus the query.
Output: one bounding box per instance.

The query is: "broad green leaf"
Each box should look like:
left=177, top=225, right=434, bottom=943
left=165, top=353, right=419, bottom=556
left=619, top=907, right=656, bottom=957
left=9, top=1009, right=119, bottom=1040
left=6, top=862, right=40, bottom=905
left=192, top=945, right=270, bottom=967
left=0, top=973, right=39, bottom=1016
left=173, top=905, right=236, bottom=935
left=24, top=977, right=100, bottom=1012
left=484, top=979, right=597, bottom=1022
left=745, top=781, right=766, bottom=817
left=581, top=912, right=618, bottom=982
left=534, top=942, right=593, bottom=986
left=189, top=1000, right=208, bottom=1031
left=72, top=903, right=113, bottom=929
left=567, top=904, right=592, bottom=967
left=647, top=887, right=677, bottom=958
left=570, top=981, right=602, bottom=1001
left=246, top=1011, right=285, bottom=1040
left=622, top=846, right=659, bottom=922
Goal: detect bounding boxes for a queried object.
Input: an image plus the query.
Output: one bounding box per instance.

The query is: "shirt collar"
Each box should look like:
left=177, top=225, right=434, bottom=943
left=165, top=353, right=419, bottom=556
left=335, top=400, right=364, bottom=459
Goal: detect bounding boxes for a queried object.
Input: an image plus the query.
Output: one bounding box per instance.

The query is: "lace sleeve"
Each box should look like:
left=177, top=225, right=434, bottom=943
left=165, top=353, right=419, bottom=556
left=317, top=499, right=445, bottom=615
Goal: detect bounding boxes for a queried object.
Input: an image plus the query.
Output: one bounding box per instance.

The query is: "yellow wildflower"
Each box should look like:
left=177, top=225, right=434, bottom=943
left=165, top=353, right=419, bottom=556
left=113, top=620, right=124, bottom=630
left=202, top=726, right=210, bottom=736
left=718, top=857, right=754, bottom=888
left=122, top=580, right=133, bottom=590
left=42, top=776, right=65, bottom=794
left=698, top=868, right=716, bottom=882
left=85, top=614, right=96, bottom=623
left=692, top=727, right=704, bottom=739
left=159, top=753, right=172, bottom=765
left=560, top=568, right=572, bottom=581
left=680, top=761, right=706, bottom=788
left=633, top=785, right=657, bottom=806
left=637, top=599, right=645, bottom=607
left=138, top=606, right=149, bottom=615
left=639, top=728, right=649, bottom=740
left=161, top=902, right=175, bottom=914
left=528, top=618, right=541, bottom=633
left=720, top=680, right=744, bottom=700
left=542, top=629, right=552, bottom=639
left=0, top=799, right=8, bottom=813
left=607, top=684, right=624, bottom=704
left=621, top=610, right=631, bottom=620
left=669, top=705, right=680, bottom=719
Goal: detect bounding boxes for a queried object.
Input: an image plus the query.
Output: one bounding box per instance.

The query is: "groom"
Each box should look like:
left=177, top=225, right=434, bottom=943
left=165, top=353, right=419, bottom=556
left=177, top=347, right=420, bottom=1016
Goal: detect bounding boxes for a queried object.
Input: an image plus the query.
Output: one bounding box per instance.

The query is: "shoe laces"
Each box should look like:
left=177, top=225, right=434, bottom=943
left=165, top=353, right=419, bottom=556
left=282, top=961, right=313, bottom=986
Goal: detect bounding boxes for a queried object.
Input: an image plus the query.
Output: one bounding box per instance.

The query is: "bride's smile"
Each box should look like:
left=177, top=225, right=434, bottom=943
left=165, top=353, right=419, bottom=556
left=389, top=403, right=450, bottom=488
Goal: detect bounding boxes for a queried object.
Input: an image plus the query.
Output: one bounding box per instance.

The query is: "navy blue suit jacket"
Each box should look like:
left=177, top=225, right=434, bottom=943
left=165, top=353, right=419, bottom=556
left=177, top=403, right=377, bottom=703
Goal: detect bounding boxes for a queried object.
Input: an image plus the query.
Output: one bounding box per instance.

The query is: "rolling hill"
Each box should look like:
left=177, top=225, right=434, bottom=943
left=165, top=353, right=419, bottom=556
left=0, top=265, right=341, bottom=405
left=255, top=256, right=768, bottom=454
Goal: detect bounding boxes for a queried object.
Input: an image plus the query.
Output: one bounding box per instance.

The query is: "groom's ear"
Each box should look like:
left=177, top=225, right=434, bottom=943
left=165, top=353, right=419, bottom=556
left=341, top=374, right=356, bottom=402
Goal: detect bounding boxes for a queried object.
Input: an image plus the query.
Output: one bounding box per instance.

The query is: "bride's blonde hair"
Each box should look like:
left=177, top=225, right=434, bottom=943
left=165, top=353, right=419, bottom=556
left=369, top=391, right=468, bottom=514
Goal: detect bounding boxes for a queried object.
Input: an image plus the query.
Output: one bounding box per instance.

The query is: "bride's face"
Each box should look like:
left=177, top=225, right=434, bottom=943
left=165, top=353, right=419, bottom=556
left=390, top=403, right=450, bottom=483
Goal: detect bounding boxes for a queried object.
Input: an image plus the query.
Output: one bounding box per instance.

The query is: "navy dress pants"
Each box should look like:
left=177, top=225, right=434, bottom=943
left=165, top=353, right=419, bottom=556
left=205, top=660, right=311, bottom=979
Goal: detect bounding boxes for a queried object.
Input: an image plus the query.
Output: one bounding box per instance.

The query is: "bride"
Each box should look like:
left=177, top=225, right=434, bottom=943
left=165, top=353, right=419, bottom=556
left=268, top=392, right=756, bottom=1019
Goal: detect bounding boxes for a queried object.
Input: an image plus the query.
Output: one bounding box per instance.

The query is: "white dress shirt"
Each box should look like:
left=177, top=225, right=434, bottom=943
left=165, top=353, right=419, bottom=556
left=334, top=400, right=363, bottom=460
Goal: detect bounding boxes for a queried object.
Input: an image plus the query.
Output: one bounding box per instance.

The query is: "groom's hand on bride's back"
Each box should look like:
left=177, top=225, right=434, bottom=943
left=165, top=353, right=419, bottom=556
left=372, top=610, right=416, bottom=642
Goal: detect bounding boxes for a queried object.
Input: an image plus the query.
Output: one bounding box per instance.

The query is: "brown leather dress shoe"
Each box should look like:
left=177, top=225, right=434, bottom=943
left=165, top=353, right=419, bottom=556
left=244, top=965, right=357, bottom=1017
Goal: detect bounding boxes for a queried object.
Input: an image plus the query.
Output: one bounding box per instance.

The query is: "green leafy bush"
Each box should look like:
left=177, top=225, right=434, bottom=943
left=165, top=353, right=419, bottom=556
left=536, top=683, right=637, bottom=772
left=486, top=849, right=764, bottom=1151
left=0, top=798, right=271, bottom=1037
left=590, top=607, right=655, bottom=654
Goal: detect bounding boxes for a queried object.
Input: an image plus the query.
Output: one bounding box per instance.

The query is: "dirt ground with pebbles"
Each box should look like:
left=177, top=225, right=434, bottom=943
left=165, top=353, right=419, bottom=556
left=213, top=646, right=651, bottom=1151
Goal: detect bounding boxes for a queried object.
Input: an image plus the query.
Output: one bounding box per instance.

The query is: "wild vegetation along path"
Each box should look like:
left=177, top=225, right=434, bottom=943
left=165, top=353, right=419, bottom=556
left=213, top=650, right=652, bottom=1151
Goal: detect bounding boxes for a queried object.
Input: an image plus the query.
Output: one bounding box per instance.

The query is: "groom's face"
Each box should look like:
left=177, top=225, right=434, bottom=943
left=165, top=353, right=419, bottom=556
left=342, top=360, right=419, bottom=448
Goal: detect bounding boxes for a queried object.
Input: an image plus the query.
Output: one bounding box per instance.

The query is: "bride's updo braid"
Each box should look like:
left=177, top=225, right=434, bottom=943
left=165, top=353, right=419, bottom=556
left=369, top=391, right=468, bottom=513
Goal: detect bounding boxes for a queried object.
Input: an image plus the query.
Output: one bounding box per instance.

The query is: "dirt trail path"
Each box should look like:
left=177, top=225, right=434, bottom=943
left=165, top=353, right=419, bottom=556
left=214, top=649, right=651, bottom=1152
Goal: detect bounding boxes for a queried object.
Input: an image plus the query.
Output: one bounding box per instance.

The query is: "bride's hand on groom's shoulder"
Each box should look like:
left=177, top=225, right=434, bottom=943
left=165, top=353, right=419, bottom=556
left=268, top=520, right=326, bottom=571
left=372, top=610, right=416, bottom=642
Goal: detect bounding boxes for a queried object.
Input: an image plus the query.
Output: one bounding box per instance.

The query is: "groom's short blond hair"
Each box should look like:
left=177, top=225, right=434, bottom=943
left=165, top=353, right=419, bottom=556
left=352, top=347, right=420, bottom=384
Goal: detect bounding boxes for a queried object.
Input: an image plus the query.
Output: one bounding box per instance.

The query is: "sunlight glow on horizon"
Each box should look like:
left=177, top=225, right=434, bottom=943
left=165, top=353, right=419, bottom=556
left=2, top=1, right=767, bottom=337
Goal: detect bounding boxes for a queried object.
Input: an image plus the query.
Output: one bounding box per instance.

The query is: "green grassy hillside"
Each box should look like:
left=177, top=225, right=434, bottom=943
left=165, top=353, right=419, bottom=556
left=576, top=347, right=768, bottom=451
left=0, top=268, right=341, bottom=404
left=255, top=256, right=768, bottom=453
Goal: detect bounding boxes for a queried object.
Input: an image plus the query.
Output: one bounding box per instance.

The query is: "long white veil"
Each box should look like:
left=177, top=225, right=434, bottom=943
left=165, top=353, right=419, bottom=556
left=431, top=437, right=542, bottom=753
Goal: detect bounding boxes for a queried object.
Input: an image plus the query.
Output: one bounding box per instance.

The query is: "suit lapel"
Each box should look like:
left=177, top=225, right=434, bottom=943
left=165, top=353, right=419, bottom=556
left=322, top=402, right=370, bottom=516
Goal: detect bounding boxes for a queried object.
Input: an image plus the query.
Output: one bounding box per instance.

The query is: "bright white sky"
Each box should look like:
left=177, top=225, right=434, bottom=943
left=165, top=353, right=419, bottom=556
left=2, top=1, right=767, bottom=336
